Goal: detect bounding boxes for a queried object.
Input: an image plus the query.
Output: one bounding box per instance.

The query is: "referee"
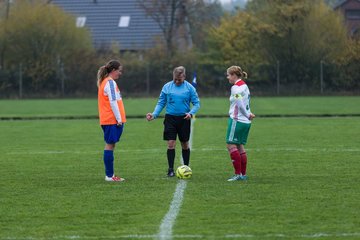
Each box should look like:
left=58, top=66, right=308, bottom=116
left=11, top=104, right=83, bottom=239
left=146, top=66, right=200, bottom=177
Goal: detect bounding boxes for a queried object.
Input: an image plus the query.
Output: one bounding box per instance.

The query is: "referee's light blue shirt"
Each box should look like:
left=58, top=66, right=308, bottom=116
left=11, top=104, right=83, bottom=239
left=152, top=80, right=200, bottom=118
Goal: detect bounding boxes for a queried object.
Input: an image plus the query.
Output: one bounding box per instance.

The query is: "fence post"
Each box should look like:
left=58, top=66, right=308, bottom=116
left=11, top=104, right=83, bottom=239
left=276, top=60, right=280, bottom=95
left=320, top=60, right=324, bottom=94
left=60, top=62, right=65, bottom=97
left=19, top=63, right=23, bottom=99
left=146, top=62, right=150, bottom=96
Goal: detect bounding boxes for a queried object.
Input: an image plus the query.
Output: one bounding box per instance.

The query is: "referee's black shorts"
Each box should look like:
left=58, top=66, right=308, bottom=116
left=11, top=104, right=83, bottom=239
left=163, top=114, right=191, bottom=142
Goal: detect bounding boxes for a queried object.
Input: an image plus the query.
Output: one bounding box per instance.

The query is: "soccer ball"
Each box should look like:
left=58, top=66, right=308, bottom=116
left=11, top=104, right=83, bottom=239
left=176, top=165, right=192, bottom=179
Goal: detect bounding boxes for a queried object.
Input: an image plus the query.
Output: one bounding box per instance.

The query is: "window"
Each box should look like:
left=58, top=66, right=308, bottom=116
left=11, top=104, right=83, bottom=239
left=76, top=16, right=86, bottom=28
left=351, top=27, right=360, bottom=39
left=118, top=16, right=130, bottom=27
left=346, top=10, right=360, bottom=19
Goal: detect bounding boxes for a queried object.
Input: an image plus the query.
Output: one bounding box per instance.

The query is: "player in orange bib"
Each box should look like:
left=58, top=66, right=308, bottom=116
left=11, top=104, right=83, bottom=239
left=97, top=60, right=126, bottom=182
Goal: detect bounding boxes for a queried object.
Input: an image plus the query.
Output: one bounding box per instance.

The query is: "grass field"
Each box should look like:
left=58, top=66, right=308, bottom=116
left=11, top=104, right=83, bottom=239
left=0, top=96, right=359, bottom=118
left=0, top=97, right=359, bottom=240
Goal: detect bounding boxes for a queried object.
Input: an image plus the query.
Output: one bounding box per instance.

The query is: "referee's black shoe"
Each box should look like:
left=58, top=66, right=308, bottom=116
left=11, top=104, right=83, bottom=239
left=167, top=168, right=175, bottom=177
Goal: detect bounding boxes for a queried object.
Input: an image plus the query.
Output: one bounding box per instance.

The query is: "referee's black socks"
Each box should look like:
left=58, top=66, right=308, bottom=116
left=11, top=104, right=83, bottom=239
left=167, top=149, right=175, bottom=170
left=182, top=149, right=190, bottom=166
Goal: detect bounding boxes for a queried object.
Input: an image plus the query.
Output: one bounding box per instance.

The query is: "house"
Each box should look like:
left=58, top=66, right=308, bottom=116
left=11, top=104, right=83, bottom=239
left=50, top=0, right=164, bottom=50
left=334, top=0, right=360, bottom=38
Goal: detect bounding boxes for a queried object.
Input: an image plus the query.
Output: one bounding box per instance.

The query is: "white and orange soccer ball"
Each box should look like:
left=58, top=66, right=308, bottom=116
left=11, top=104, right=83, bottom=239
left=176, top=165, right=192, bottom=179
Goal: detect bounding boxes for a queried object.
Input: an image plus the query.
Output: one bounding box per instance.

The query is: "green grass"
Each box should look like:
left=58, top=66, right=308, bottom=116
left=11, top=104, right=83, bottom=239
left=0, top=96, right=359, bottom=117
left=1, top=117, right=360, bottom=239
left=0, top=97, right=359, bottom=239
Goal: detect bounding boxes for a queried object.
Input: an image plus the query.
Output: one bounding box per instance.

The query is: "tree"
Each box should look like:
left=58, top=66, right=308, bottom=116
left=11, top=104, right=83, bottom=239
left=137, top=0, right=181, bottom=58
left=248, top=0, right=347, bottom=89
left=206, top=10, right=276, bottom=81
left=333, top=39, right=360, bottom=90
left=137, top=0, right=223, bottom=57
left=324, top=0, right=339, bottom=7
left=302, top=2, right=348, bottom=66
left=185, top=0, right=223, bottom=50
left=3, top=0, right=93, bottom=94
left=208, top=0, right=349, bottom=92
left=0, top=0, right=11, bottom=69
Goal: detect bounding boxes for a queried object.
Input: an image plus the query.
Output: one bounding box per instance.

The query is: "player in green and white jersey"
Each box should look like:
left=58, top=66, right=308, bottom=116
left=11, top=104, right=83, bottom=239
left=225, top=66, right=255, bottom=181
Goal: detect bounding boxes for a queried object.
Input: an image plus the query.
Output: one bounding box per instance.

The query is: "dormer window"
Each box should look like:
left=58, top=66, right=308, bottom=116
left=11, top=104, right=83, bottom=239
left=346, top=10, right=360, bottom=19
left=118, top=16, right=130, bottom=27
left=76, top=16, right=86, bottom=28
left=351, top=27, right=360, bottom=38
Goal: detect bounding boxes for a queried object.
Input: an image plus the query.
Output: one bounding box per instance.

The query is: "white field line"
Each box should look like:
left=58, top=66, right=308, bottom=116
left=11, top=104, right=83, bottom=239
left=6, top=147, right=360, bottom=155
left=156, top=118, right=195, bottom=240
left=3, top=232, right=360, bottom=239
left=157, top=180, right=187, bottom=240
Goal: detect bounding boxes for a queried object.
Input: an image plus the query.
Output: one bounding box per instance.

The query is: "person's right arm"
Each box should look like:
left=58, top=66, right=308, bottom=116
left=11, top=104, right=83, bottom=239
left=146, top=86, right=167, bottom=121
left=152, top=89, right=167, bottom=118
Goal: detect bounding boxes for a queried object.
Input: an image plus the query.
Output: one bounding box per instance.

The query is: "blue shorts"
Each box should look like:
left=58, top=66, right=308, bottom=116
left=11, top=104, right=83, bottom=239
left=101, top=124, right=124, bottom=144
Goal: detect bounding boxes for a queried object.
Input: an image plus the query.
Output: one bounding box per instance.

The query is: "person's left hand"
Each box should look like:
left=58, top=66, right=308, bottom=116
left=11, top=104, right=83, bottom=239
left=249, top=113, right=256, bottom=120
left=184, top=113, right=192, bottom=120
